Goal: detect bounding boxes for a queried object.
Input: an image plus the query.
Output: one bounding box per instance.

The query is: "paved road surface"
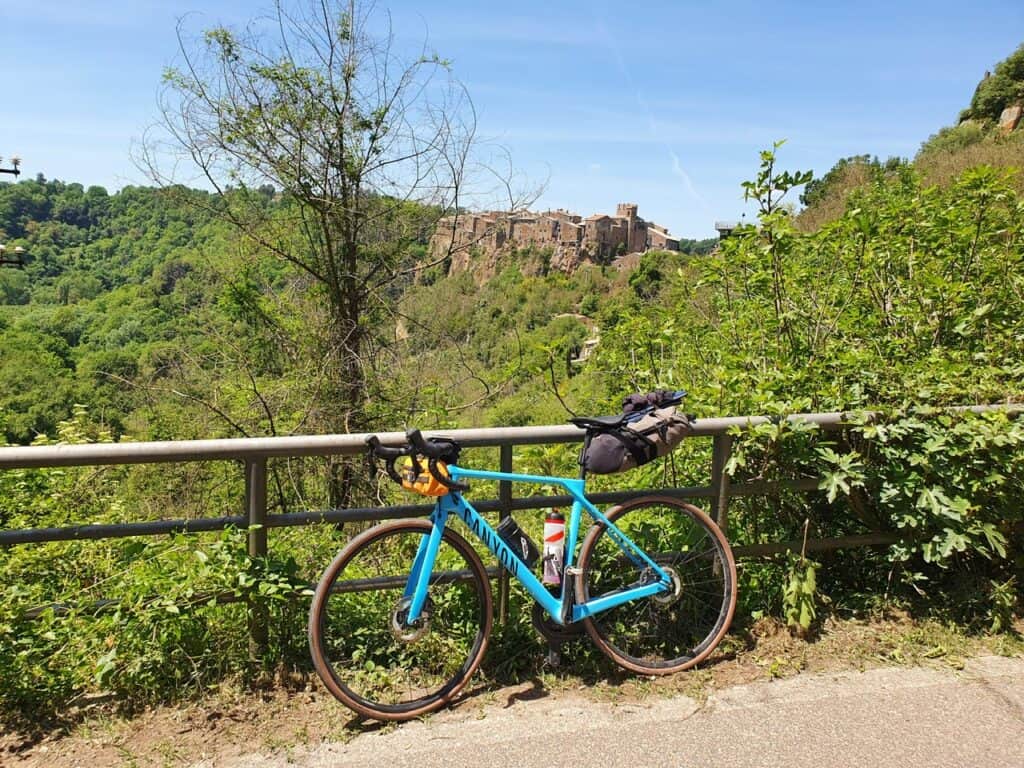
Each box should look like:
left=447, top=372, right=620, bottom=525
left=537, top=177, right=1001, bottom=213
left=192, top=656, right=1024, bottom=768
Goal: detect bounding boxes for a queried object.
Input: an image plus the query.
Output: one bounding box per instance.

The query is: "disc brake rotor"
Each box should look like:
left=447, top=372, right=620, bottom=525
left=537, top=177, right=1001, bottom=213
left=391, top=596, right=433, bottom=642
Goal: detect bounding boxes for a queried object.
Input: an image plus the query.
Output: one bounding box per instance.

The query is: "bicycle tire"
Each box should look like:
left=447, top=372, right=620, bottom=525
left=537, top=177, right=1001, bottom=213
left=576, top=496, right=736, bottom=674
left=308, top=519, right=493, bottom=720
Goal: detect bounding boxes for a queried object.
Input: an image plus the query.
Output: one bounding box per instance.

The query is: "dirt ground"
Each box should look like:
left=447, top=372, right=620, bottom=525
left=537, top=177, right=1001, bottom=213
left=3, top=613, right=1022, bottom=768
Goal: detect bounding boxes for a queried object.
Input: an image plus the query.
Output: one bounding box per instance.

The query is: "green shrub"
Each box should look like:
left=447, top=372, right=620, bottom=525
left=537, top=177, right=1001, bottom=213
left=918, top=121, right=988, bottom=156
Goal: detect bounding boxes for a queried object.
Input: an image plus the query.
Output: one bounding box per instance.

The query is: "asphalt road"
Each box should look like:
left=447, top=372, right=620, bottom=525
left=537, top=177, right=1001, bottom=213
left=193, top=656, right=1024, bottom=768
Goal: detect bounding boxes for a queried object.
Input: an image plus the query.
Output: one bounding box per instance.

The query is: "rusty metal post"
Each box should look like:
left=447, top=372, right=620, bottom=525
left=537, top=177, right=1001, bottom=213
left=245, top=458, right=269, bottom=660
left=710, top=434, right=733, bottom=535
left=497, top=444, right=513, bottom=624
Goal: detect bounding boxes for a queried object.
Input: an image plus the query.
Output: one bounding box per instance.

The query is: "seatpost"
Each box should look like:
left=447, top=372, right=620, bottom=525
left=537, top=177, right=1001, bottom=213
left=577, top=432, right=591, bottom=480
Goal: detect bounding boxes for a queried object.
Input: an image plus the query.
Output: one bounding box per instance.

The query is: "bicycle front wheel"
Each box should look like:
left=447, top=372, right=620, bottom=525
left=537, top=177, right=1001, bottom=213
left=308, top=520, right=493, bottom=721
left=576, top=496, right=736, bottom=674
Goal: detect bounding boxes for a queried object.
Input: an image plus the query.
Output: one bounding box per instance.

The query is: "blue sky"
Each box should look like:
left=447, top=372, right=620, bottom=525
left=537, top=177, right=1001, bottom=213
left=2, top=1, right=1022, bottom=237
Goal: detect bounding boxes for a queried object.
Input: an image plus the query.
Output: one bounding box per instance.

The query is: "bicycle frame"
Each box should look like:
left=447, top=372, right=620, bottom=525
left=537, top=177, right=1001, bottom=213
left=402, top=465, right=672, bottom=626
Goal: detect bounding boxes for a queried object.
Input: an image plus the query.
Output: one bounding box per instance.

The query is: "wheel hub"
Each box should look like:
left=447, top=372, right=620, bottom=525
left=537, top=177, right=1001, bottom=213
left=652, top=565, right=683, bottom=606
left=391, top=596, right=432, bottom=642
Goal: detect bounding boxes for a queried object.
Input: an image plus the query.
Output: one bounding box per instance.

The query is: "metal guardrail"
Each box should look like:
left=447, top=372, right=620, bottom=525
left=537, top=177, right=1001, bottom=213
left=0, top=413, right=854, bottom=548
left=1, top=405, right=1019, bottom=648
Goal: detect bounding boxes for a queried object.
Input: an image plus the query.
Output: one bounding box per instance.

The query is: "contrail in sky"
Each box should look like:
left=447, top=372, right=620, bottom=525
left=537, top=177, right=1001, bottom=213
left=595, top=17, right=714, bottom=222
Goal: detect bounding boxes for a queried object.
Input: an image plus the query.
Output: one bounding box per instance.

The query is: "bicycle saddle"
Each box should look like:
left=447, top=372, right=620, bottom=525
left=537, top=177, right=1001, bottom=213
left=569, top=413, right=628, bottom=431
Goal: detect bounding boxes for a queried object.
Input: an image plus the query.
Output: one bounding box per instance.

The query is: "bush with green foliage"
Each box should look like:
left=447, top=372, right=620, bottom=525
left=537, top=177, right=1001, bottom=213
left=918, top=121, right=988, bottom=156
left=586, top=144, right=1024, bottom=625
left=0, top=409, right=324, bottom=723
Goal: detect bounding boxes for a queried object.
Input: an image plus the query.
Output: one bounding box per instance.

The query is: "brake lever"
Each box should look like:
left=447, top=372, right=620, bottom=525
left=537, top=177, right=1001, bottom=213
left=428, top=456, right=470, bottom=493
left=410, top=454, right=424, bottom=478
left=366, top=435, right=407, bottom=485
left=365, top=435, right=381, bottom=483
left=384, top=457, right=403, bottom=484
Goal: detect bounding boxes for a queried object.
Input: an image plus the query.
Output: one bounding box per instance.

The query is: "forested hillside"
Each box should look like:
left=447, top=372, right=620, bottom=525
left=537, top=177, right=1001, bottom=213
left=0, top=179, right=713, bottom=446
left=1, top=33, right=1023, bottom=726
left=0, top=182, right=224, bottom=441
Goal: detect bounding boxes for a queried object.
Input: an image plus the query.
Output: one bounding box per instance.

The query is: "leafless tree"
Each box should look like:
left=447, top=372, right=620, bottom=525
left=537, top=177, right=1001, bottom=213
left=141, top=0, right=481, bottom=503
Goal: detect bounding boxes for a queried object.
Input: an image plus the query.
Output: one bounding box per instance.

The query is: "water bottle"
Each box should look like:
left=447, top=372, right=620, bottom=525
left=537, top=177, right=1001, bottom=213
left=542, top=509, right=565, bottom=585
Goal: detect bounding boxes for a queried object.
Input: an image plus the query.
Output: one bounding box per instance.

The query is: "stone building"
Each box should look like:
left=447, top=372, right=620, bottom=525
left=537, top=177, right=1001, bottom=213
left=647, top=223, right=678, bottom=250
left=430, top=202, right=679, bottom=276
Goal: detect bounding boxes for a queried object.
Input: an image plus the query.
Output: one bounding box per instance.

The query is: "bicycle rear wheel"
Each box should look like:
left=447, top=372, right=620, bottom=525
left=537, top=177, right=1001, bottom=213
left=576, top=496, right=736, bottom=674
left=309, top=520, right=493, bottom=720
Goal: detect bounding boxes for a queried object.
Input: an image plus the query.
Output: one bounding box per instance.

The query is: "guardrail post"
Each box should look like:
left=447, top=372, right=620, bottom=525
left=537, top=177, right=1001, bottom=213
left=498, top=444, right=513, bottom=625
left=710, top=434, right=733, bottom=535
left=245, top=458, right=268, bottom=661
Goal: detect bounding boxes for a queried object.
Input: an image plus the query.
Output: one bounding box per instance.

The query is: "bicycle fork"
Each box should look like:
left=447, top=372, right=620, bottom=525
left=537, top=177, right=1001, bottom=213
left=401, top=508, right=448, bottom=625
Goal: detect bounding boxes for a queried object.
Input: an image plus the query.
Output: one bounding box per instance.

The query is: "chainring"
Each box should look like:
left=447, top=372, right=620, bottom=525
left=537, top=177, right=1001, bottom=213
left=531, top=599, right=585, bottom=644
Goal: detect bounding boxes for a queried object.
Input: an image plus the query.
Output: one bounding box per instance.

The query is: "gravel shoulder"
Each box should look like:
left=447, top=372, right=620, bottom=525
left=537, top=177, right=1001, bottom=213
left=5, top=616, right=1023, bottom=767
left=198, top=655, right=1024, bottom=768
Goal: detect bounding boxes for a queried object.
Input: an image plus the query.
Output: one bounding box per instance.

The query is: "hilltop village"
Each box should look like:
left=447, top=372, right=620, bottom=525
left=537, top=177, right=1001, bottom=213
left=430, top=203, right=681, bottom=275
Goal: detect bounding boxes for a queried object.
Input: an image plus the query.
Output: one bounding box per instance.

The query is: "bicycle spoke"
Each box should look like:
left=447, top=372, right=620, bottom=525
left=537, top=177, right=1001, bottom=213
left=579, top=498, right=736, bottom=673
left=309, top=521, right=492, bottom=720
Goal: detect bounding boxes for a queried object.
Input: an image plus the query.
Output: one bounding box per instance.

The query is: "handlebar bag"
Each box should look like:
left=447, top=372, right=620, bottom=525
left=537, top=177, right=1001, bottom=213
left=400, top=456, right=452, bottom=496
left=583, top=406, right=692, bottom=475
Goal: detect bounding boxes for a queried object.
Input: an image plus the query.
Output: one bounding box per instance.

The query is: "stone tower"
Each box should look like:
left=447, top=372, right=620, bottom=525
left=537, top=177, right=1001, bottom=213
left=616, top=202, right=638, bottom=220
left=616, top=202, right=645, bottom=253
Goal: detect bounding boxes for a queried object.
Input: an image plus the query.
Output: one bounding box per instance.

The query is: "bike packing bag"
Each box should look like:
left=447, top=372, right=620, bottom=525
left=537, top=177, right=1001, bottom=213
left=495, top=516, right=541, bottom=569
left=583, top=406, right=693, bottom=475
left=399, top=457, right=451, bottom=497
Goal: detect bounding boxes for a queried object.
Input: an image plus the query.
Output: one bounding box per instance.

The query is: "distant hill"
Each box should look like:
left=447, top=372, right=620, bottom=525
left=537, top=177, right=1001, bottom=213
left=960, top=43, right=1024, bottom=124
left=798, top=42, right=1024, bottom=231
left=0, top=181, right=228, bottom=441
left=0, top=175, right=708, bottom=443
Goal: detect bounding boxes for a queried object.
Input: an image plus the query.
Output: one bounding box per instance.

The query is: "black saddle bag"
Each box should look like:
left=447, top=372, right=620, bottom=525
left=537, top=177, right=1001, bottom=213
left=582, top=406, right=692, bottom=475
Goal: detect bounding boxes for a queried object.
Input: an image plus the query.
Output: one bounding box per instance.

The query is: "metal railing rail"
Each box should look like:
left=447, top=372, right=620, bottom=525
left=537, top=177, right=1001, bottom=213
left=2, top=404, right=1019, bottom=647
left=0, top=413, right=856, bottom=548
left=0, top=413, right=855, bottom=468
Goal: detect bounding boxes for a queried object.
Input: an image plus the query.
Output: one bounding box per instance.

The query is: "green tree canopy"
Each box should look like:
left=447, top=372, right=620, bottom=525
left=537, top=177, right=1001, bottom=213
left=965, top=43, right=1024, bottom=121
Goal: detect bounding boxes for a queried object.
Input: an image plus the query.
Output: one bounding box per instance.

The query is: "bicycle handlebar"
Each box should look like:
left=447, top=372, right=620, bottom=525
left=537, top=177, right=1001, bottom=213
left=365, top=431, right=468, bottom=492
left=406, top=429, right=451, bottom=459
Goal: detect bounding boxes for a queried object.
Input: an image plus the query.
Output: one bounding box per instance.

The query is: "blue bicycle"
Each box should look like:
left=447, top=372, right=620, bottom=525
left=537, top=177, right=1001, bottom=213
left=309, top=417, right=736, bottom=721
